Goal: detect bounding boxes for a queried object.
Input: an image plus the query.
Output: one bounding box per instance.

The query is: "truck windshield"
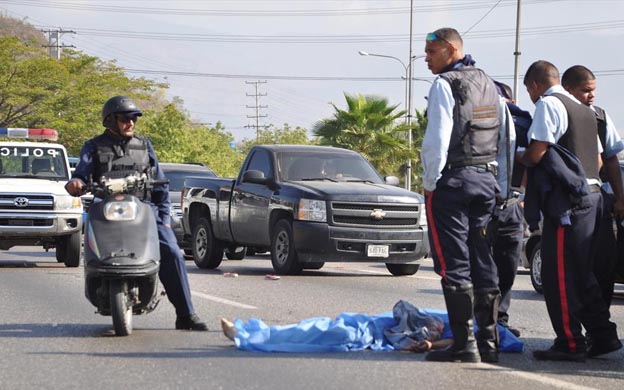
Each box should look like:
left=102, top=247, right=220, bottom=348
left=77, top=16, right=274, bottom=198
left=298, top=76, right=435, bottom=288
left=0, top=146, right=69, bottom=180
left=278, top=151, right=383, bottom=183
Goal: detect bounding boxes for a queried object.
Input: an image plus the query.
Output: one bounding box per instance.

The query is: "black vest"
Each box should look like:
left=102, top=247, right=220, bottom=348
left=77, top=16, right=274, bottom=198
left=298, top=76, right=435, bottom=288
left=91, top=131, right=151, bottom=183
left=594, top=105, right=607, bottom=151
left=441, top=66, right=500, bottom=167
left=551, top=93, right=600, bottom=181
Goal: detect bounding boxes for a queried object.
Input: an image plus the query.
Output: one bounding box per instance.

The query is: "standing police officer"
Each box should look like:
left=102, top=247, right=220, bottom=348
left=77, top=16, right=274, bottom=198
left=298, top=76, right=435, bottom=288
left=522, top=61, right=620, bottom=361
left=489, top=81, right=531, bottom=338
left=65, top=96, right=208, bottom=331
left=421, top=28, right=511, bottom=363
left=561, top=65, right=624, bottom=308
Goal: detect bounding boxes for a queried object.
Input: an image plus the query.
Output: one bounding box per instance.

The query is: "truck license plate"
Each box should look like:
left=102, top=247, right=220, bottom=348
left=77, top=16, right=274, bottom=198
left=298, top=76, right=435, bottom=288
left=367, top=244, right=389, bottom=258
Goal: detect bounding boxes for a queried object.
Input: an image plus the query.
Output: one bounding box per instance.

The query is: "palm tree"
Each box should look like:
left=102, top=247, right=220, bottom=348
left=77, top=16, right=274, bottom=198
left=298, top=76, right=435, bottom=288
left=312, top=93, right=415, bottom=180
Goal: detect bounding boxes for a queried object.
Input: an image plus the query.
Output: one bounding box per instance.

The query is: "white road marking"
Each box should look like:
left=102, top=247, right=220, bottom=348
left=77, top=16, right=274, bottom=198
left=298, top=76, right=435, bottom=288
left=191, top=291, right=257, bottom=310
left=482, top=363, right=599, bottom=390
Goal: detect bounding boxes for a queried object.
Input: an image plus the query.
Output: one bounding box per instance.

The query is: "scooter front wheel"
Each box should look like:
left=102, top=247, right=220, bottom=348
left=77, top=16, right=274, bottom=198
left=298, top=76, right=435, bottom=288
left=110, top=280, right=133, bottom=336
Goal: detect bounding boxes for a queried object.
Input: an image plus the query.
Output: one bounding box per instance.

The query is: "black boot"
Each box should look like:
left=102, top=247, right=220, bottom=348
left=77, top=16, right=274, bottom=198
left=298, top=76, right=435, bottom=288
left=176, top=314, right=209, bottom=331
left=426, top=283, right=481, bottom=363
left=474, top=288, right=501, bottom=363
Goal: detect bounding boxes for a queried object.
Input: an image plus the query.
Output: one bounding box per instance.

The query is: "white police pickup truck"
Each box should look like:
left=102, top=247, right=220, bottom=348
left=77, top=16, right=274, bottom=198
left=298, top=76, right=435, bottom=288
left=0, top=128, right=83, bottom=267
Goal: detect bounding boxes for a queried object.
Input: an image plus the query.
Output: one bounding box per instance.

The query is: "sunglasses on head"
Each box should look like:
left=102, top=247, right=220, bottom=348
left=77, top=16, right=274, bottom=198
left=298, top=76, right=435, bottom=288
left=426, top=32, right=450, bottom=45
left=116, top=114, right=138, bottom=123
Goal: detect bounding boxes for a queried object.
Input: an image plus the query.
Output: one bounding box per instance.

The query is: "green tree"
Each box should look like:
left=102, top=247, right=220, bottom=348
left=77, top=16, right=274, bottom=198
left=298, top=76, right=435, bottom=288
left=140, top=106, right=245, bottom=177
left=0, top=15, right=304, bottom=179
left=312, top=93, right=415, bottom=181
left=0, top=36, right=165, bottom=155
left=240, top=124, right=314, bottom=153
left=409, top=109, right=428, bottom=193
left=0, top=37, right=67, bottom=128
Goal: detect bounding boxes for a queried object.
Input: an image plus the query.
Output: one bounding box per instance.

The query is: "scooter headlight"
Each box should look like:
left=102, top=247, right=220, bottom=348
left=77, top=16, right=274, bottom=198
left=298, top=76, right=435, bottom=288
left=103, top=201, right=137, bottom=221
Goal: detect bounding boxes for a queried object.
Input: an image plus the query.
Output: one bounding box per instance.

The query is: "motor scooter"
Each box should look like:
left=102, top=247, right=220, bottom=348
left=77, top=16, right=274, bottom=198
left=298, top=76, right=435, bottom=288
left=83, top=172, right=165, bottom=336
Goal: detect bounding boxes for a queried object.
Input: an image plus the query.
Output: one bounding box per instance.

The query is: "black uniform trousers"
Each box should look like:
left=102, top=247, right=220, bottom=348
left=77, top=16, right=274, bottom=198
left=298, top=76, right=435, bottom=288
left=426, top=167, right=499, bottom=288
left=154, top=211, right=195, bottom=317
left=490, top=201, right=524, bottom=324
left=594, top=189, right=618, bottom=307
left=540, top=191, right=617, bottom=353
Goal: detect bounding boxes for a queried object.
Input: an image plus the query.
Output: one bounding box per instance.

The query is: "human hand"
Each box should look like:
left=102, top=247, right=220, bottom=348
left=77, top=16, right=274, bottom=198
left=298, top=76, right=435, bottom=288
left=65, top=179, right=86, bottom=197
left=613, top=198, right=624, bottom=219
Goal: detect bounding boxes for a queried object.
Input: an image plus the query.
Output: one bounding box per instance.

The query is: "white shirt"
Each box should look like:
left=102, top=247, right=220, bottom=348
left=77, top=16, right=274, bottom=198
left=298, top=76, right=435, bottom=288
left=495, top=103, right=517, bottom=199
left=527, top=85, right=602, bottom=184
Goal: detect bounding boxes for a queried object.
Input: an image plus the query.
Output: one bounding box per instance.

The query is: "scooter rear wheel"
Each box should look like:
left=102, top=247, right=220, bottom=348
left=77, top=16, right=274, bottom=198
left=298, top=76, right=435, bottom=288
left=110, top=280, right=133, bottom=336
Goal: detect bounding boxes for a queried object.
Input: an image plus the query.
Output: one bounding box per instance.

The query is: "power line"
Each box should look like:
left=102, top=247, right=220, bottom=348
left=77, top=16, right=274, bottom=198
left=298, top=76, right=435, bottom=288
left=27, top=19, right=624, bottom=44
left=123, top=68, right=624, bottom=81
left=462, top=0, right=503, bottom=35
left=0, top=0, right=559, bottom=16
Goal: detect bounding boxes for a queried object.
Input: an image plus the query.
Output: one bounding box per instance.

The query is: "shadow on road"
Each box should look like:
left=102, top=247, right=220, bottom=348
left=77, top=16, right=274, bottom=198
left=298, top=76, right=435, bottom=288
left=186, top=266, right=391, bottom=278
left=0, top=261, right=67, bottom=268
left=0, top=323, right=113, bottom=338
left=25, top=339, right=624, bottom=384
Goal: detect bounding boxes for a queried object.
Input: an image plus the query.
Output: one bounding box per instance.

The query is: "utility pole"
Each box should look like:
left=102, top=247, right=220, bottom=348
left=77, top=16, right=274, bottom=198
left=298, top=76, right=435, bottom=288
left=406, top=0, right=414, bottom=191
left=41, top=28, right=76, bottom=60
left=512, top=0, right=522, bottom=103
left=245, top=80, right=268, bottom=141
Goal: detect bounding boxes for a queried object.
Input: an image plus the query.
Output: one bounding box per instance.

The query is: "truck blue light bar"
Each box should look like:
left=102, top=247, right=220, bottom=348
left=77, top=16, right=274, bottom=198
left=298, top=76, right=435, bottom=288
left=0, top=128, right=58, bottom=141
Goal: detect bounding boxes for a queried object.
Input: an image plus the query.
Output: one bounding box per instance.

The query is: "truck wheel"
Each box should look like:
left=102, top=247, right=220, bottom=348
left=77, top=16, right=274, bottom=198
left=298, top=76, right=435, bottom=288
left=192, top=217, right=223, bottom=269
left=55, top=238, right=67, bottom=263
left=58, top=231, right=81, bottom=267
left=271, top=219, right=302, bottom=275
left=386, top=263, right=420, bottom=276
left=226, top=247, right=246, bottom=260
left=530, top=245, right=544, bottom=294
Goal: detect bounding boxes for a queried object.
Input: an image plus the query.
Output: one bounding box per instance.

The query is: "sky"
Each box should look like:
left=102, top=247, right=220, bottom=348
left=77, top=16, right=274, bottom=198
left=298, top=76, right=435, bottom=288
left=1, top=0, right=624, bottom=142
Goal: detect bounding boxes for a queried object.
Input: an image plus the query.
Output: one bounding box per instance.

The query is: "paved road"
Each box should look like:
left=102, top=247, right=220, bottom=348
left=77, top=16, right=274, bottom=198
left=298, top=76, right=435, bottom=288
left=1, top=248, right=623, bottom=390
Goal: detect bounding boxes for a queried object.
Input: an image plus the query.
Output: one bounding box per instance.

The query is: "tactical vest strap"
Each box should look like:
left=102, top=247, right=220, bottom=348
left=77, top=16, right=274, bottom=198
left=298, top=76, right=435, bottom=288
left=594, top=105, right=607, bottom=151
left=92, top=132, right=152, bottom=198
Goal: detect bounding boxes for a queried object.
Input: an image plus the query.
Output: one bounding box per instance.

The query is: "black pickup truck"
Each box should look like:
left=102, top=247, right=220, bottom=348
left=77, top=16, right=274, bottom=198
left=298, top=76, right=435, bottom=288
left=181, top=145, right=429, bottom=276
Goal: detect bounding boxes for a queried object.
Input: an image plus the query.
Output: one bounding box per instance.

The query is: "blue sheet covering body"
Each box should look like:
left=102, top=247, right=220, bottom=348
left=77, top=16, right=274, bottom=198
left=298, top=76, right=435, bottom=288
left=233, top=307, right=524, bottom=353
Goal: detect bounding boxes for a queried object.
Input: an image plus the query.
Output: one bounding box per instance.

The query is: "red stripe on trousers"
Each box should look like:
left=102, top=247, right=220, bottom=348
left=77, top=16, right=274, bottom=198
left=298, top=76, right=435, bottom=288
left=426, top=192, right=447, bottom=282
left=557, top=225, right=576, bottom=352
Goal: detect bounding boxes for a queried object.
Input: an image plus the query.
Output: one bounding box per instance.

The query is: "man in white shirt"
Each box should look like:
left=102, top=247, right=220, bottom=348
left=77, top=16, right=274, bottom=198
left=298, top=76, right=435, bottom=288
left=522, top=60, right=620, bottom=362
left=562, top=65, right=624, bottom=308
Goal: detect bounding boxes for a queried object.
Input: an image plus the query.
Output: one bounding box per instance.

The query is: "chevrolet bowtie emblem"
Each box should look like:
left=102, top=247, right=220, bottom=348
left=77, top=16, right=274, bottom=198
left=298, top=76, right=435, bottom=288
left=370, top=209, right=386, bottom=220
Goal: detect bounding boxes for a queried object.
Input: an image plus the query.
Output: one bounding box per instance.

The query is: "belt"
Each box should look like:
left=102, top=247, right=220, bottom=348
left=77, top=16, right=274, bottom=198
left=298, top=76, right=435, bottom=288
left=444, top=163, right=498, bottom=176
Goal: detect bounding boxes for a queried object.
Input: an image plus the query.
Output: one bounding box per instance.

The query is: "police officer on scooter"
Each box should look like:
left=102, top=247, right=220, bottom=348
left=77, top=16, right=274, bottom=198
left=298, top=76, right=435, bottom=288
left=65, top=95, right=208, bottom=331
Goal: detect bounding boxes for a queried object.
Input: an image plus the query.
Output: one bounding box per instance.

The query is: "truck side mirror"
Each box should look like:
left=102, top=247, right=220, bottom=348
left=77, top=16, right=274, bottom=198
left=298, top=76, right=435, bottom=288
left=384, top=175, right=400, bottom=186
left=242, top=170, right=267, bottom=185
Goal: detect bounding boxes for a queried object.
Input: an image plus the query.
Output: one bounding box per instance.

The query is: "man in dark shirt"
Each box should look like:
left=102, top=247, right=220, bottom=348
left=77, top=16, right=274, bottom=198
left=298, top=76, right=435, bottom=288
left=66, top=95, right=208, bottom=331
